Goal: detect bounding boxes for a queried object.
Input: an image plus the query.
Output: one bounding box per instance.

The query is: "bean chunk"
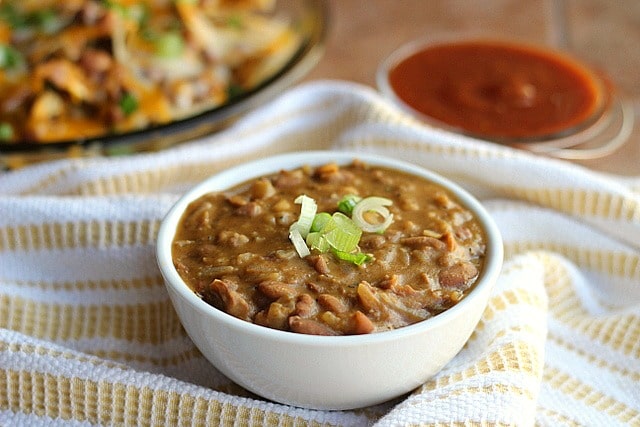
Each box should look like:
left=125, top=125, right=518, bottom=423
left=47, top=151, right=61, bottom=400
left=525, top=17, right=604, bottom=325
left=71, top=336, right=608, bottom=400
left=349, top=311, right=375, bottom=334
left=289, top=316, right=338, bottom=336
left=258, top=281, right=295, bottom=299
left=438, top=262, right=479, bottom=289
left=317, top=294, right=347, bottom=313
left=202, top=279, right=251, bottom=321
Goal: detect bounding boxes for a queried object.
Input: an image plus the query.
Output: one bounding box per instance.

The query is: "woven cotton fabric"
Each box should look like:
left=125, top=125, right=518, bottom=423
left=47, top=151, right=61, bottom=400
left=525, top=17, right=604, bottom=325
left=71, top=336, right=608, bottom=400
left=1, top=81, right=639, bottom=426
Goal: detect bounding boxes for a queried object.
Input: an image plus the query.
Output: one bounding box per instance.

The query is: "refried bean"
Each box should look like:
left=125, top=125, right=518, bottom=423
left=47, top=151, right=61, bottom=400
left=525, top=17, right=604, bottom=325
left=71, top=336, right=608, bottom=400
left=172, top=160, right=487, bottom=336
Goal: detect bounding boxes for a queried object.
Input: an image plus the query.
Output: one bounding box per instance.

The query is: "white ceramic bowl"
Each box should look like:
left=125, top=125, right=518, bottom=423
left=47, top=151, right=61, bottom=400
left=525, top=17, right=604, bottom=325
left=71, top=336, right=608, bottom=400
left=156, top=151, right=503, bottom=410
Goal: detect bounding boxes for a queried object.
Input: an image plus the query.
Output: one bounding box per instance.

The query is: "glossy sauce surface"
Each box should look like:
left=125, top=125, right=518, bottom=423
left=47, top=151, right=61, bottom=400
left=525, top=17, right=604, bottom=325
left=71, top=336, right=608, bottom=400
left=388, top=41, right=603, bottom=140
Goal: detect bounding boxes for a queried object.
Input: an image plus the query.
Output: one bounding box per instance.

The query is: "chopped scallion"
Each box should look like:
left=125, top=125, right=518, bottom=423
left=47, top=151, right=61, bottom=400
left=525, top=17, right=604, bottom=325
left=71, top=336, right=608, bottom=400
left=332, top=250, right=371, bottom=266
left=227, top=14, right=243, bottom=30
left=351, top=196, right=394, bottom=233
left=154, top=31, right=185, bottom=58
left=324, top=212, right=361, bottom=253
left=30, top=9, right=59, bottom=34
left=127, top=3, right=149, bottom=26
left=0, top=45, right=23, bottom=70
left=227, top=84, right=244, bottom=99
left=288, top=193, right=393, bottom=266
left=289, top=228, right=310, bottom=258
left=290, top=194, right=317, bottom=238
left=306, top=231, right=330, bottom=252
left=0, top=4, right=25, bottom=29
left=0, top=122, right=14, bottom=141
left=119, top=93, right=138, bottom=116
left=337, top=194, right=362, bottom=215
left=102, top=0, right=127, bottom=16
left=310, top=212, right=332, bottom=233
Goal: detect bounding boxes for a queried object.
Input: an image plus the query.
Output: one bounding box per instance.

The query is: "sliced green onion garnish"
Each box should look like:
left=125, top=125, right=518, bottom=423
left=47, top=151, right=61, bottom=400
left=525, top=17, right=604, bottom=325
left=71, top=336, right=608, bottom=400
left=288, top=193, right=392, bottom=265
left=0, top=45, right=24, bottom=70
left=324, top=212, right=361, bottom=253
left=290, top=194, right=317, bottom=238
left=306, top=212, right=335, bottom=252
left=337, top=194, right=362, bottom=215
left=30, top=9, right=59, bottom=34
left=289, top=195, right=318, bottom=257
left=332, top=250, right=371, bottom=266
left=0, top=4, right=25, bottom=29
left=310, top=212, right=332, bottom=233
left=227, top=14, right=243, bottom=30
left=306, top=231, right=330, bottom=252
left=352, top=196, right=394, bottom=233
left=307, top=212, right=362, bottom=261
left=154, top=31, right=185, bottom=58
left=227, top=84, right=244, bottom=99
left=102, top=0, right=128, bottom=16
left=119, top=92, right=138, bottom=116
left=0, top=122, right=14, bottom=141
left=289, top=228, right=310, bottom=258
left=127, top=3, right=149, bottom=26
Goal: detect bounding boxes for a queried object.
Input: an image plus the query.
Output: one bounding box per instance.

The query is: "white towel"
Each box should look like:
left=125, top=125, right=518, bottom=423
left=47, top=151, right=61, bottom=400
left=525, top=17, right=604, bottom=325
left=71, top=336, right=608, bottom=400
left=1, top=81, right=639, bottom=426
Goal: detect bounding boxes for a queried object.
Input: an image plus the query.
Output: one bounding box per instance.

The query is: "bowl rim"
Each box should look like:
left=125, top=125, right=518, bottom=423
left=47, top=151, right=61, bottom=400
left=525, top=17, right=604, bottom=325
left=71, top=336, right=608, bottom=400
left=156, top=150, right=503, bottom=346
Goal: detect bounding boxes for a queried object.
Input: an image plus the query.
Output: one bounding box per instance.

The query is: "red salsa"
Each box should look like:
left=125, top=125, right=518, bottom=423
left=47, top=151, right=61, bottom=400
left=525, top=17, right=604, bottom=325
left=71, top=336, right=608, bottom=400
left=387, top=40, right=603, bottom=140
